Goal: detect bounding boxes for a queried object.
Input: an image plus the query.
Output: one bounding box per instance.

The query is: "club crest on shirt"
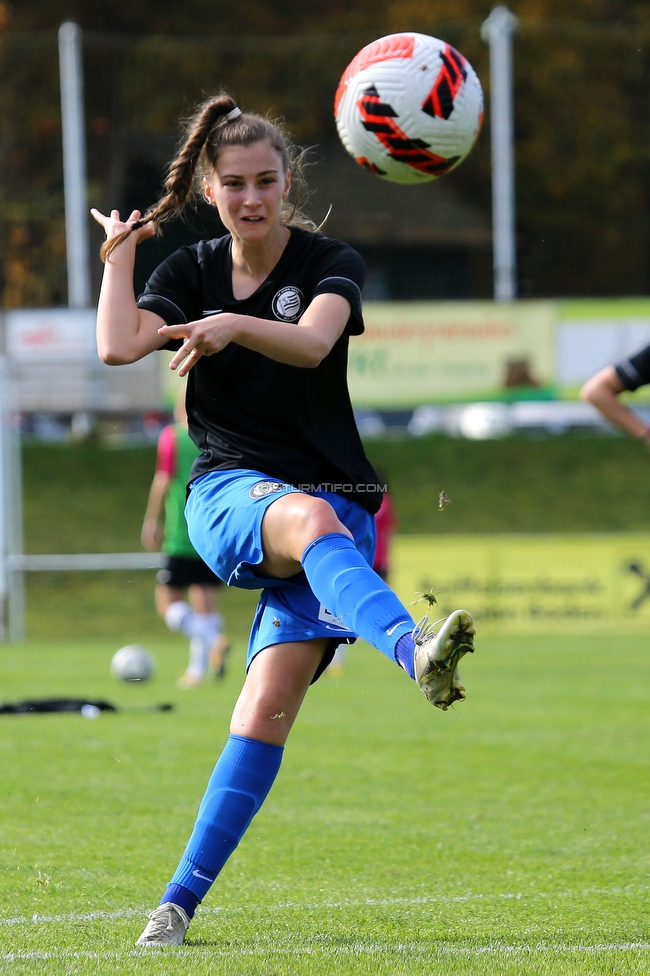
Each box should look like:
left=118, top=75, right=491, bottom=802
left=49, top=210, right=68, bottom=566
left=249, top=480, right=287, bottom=499
left=272, top=286, right=304, bottom=322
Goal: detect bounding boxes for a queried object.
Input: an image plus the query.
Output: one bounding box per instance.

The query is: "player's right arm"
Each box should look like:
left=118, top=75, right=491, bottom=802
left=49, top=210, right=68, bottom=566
left=141, top=424, right=177, bottom=551
left=580, top=365, right=650, bottom=443
left=141, top=472, right=170, bottom=551
left=92, top=208, right=168, bottom=364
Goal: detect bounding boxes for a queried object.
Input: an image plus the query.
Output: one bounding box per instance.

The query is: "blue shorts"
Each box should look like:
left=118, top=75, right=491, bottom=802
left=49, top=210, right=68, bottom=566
left=185, top=470, right=376, bottom=678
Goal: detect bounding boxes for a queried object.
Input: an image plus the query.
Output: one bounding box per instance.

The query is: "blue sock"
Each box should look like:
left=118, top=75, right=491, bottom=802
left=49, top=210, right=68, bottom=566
left=301, top=533, right=415, bottom=668
left=395, top=632, right=416, bottom=679
left=161, top=734, right=283, bottom=909
left=160, top=883, right=200, bottom=919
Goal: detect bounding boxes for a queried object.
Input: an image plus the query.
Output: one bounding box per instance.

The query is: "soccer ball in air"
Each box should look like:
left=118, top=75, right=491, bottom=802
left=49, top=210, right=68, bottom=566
left=110, top=645, right=155, bottom=682
left=334, top=32, right=483, bottom=184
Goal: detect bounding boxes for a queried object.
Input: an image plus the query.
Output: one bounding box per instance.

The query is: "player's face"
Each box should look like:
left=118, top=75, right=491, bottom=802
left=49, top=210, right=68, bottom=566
left=204, top=141, right=291, bottom=243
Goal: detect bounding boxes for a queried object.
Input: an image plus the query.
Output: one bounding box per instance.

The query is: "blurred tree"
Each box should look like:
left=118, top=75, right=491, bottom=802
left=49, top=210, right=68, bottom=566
left=8, top=0, right=392, bottom=35
left=11, top=0, right=650, bottom=32
left=2, top=0, right=650, bottom=304
left=391, top=1, right=650, bottom=295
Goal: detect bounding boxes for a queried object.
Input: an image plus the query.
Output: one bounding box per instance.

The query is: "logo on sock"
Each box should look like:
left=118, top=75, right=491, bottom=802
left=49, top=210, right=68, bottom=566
left=192, top=868, right=215, bottom=882
left=386, top=621, right=410, bottom=636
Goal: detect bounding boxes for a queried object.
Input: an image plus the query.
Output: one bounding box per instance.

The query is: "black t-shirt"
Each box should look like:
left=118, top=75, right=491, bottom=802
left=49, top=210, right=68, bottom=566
left=137, top=227, right=382, bottom=514
left=615, top=342, right=650, bottom=392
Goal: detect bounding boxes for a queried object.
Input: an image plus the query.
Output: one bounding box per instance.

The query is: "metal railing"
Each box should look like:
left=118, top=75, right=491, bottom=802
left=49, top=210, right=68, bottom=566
left=0, top=348, right=166, bottom=640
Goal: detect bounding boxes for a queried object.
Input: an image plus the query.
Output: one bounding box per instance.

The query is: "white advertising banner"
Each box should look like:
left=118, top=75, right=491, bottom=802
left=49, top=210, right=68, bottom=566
left=6, top=308, right=97, bottom=361
left=555, top=299, right=650, bottom=399
left=2, top=309, right=160, bottom=412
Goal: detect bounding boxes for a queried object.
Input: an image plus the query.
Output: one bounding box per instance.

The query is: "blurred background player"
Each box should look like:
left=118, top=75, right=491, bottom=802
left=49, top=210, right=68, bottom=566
left=373, top=475, right=398, bottom=582
left=328, top=478, right=397, bottom=675
left=141, top=391, right=230, bottom=687
left=580, top=342, right=650, bottom=445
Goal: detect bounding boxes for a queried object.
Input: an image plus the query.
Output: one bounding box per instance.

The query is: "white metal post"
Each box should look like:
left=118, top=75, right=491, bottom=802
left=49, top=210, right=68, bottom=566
left=59, top=21, right=91, bottom=308
left=8, top=398, right=24, bottom=643
left=0, top=353, right=24, bottom=642
left=0, top=353, right=8, bottom=640
left=481, top=5, right=519, bottom=303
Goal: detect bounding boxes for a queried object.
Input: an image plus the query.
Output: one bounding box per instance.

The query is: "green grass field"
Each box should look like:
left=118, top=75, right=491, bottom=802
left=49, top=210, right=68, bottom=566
left=0, top=630, right=649, bottom=975
left=4, top=437, right=650, bottom=972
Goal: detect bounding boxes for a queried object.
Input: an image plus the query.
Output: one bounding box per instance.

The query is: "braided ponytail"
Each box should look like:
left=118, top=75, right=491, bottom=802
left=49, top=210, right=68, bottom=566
left=100, top=93, right=237, bottom=262
left=100, top=91, right=316, bottom=263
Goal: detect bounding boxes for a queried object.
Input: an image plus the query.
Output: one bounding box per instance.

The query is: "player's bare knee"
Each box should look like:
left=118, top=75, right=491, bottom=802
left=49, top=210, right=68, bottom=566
left=230, top=692, right=295, bottom=743
left=292, top=496, right=351, bottom=549
left=263, top=494, right=351, bottom=564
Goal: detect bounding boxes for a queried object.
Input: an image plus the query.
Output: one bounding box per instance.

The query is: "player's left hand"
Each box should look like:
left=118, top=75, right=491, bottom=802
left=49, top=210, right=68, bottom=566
left=159, top=314, right=237, bottom=376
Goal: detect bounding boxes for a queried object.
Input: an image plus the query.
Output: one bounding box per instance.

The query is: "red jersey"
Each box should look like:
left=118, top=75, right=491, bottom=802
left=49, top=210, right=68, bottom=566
left=373, top=492, right=397, bottom=573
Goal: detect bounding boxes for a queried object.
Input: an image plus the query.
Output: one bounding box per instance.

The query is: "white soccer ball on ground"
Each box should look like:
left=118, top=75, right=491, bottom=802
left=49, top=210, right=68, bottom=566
left=335, top=32, right=484, bottom=184
left=110, top=645, right=155, bottom=682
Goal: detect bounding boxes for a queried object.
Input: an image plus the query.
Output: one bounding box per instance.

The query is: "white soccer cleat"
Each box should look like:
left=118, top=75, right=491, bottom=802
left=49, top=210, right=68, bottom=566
left=209, top=635, right=231, bottom=681
left=176, top=672, right=204, bottom=689
left=136, top=902, right=191, bottom=946
left=413, top=609, right=475, bottom=710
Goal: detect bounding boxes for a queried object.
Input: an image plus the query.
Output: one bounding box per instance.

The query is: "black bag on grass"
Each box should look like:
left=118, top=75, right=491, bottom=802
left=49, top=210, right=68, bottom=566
left=0, top=698, right=173, bottom=714
left=0, top=698, right=117, bottom=714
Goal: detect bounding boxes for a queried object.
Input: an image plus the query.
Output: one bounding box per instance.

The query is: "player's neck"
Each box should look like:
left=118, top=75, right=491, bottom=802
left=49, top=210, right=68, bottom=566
left=230, top=225, right=291, bottom=285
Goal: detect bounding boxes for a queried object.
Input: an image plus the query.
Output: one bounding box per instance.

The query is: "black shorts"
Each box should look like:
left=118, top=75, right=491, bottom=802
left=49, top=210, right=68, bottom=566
left=156, top=555, right=223, bottom=589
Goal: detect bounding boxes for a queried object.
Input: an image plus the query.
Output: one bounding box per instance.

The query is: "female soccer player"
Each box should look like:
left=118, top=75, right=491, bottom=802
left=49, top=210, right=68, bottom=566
left=91, top=93, right=476, bottom=946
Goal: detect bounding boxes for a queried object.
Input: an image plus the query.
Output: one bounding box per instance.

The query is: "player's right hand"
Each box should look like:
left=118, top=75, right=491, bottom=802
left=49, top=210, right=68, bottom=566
left=141, top=517, right=163, bottom=552
left=90, top=208, right=156, bottom=245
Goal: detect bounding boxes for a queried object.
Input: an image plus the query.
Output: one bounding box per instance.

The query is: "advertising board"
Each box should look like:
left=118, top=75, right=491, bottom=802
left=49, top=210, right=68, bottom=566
left=393, top=532, right=650, bottom=633
left=347, top=297, right=650, bottom=408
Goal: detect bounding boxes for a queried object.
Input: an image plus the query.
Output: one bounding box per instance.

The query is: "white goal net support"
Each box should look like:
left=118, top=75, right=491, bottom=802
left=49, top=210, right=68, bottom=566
left=0, top=353, right=24, bottom=641
left=0, top=358, right=165, bottom=638
left=0, top=311, right=166, bottom=642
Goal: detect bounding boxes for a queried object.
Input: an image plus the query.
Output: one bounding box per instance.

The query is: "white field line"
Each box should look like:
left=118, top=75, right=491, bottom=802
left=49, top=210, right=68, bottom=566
left=0, top=884, right=647, bottom=929
left=0, top=942, right=650, bottom=963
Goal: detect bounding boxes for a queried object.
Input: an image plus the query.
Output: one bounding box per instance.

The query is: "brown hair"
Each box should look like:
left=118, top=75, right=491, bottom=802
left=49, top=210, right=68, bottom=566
left=101, top=92, right=314, bottom=262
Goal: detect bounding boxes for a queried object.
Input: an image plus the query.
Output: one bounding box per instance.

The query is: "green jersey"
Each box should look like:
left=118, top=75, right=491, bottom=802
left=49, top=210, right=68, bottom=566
left=157, top=423, right=200, bottom=558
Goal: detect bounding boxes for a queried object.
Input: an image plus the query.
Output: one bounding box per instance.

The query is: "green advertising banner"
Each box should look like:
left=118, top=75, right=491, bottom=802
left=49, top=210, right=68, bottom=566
left=348, top=301, right=557, bottom=407
left=393, top=532, right=650, bottom=633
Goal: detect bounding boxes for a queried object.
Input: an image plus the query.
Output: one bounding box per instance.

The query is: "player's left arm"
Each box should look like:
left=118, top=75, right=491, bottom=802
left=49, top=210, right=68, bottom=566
left=158, top=292, right=351, bottom=375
